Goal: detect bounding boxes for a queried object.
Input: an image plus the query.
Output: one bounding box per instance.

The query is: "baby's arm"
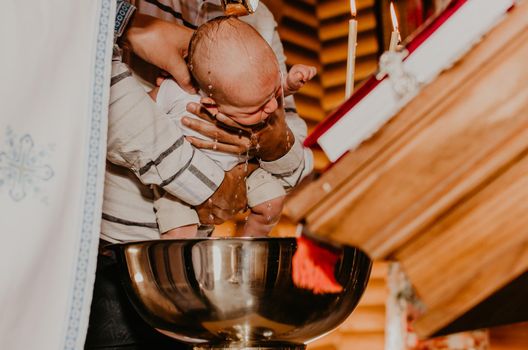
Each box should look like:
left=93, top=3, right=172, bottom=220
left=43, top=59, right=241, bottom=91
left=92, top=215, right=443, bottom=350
left=283, top=64, right=317, bottom=97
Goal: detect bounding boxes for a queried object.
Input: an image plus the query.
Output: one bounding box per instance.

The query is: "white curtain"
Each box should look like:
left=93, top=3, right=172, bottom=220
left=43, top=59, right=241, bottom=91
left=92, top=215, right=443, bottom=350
left=0, top=1, right=114, bottom=349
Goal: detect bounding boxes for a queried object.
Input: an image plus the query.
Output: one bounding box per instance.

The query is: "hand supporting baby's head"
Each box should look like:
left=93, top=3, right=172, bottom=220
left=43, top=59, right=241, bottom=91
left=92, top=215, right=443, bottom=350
left=187, top=16, right=283, bottom=126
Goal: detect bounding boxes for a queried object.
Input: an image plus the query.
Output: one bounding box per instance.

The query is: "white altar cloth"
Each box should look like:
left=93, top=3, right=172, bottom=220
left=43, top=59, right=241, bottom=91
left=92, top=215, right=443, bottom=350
left=0, top=1, right=114, bottom=349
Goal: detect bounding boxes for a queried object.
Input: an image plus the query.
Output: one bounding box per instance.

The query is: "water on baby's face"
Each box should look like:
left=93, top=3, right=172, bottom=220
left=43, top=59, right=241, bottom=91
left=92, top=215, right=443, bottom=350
left=208, top=71, right=296, bottom=234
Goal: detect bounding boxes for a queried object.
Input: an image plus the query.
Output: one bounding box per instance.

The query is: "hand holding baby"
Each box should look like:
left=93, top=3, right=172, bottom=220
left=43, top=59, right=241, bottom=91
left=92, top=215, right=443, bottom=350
left=123, top=13, right=196, bottom=93
left=184, top=103, right=294, bottom=162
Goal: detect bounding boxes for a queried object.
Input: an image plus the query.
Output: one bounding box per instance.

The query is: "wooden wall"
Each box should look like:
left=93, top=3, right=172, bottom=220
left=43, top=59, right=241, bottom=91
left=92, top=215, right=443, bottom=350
left=490, top=323, right=528, bottom=350
left=307, top=262, right=388, bottom=350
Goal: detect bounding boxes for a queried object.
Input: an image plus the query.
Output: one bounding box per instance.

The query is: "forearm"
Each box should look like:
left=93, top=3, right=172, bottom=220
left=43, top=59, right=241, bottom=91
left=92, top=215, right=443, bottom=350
left=262, top=31, right=313, bottom=186
left=107, top=62, right=224, bottom=205
left=117, top=10, right=195, bottom=91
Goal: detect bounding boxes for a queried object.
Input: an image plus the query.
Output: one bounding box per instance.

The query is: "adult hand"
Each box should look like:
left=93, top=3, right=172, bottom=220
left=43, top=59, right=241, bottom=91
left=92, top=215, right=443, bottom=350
left=196, top=162, right=258, bottom=224
left=123, top=13, right=195, bottom=93
left=183, top=102, right=294, bottom=161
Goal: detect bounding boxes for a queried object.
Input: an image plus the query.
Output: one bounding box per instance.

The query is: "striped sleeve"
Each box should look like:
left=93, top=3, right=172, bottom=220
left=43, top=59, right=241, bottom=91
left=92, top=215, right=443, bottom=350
left=115, top=0, right=136, bottom=38
left=107, top=62, right=225, bottom=205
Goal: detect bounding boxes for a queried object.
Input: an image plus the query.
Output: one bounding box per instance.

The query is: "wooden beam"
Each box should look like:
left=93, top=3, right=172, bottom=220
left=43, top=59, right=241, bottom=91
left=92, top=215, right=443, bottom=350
left=283, top=49, right=321, bottom=70
left=295, top=80, right=324, bottom=99
left=320, top=33, right=378, bottom=64
left=319, top=11, right=377, bottom=41
left=320, top=57, right=377, bottom=88
left=282, top=2, right=318, bottom=28
left=294, top=96, right=326, bottom=122
left=279, top=25, right=321, bottom=51
left=307, top=8, right=528, bottom=257
left=317, top=0, right=375, bottom=20
left=398, top=154, right=528, bottom=336
left=284, top=4, right=528, bottom=232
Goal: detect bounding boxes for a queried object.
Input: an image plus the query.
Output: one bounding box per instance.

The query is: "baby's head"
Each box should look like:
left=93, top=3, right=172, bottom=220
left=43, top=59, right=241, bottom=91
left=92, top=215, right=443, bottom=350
left=187, top=17, right=282, bottom=126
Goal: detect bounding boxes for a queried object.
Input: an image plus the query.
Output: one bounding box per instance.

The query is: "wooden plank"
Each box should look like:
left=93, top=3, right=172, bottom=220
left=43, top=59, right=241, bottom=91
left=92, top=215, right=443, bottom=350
left=283, top=48, right=321, bottom=70
left=338, top=332, right=384, bottom=349
left=279, top=26, right=321, bottom=51
left=309, top=332, right=385, bottom=350
left=490, top=323, right=528, bottom=350
left=312, top=148, right=330, bottom=171
left=296, top=80, right=324, bottom=99
left=369, top=262, right=388, bottom=280
left=320, top=58, right=377, bottom=88
left=319, top=11, right=377, bottom=41
left=294, top=95, right=325, bottom=121
left=312, top=61, right=528, bottom=257
left=358, top=278, right=388, bottom=307
left=320, top=34, right=378, bottom=64
left=339, top=305, right=385, bottom=333
left=317, top=0, right=375, bottom=20
left=398, top=154, right=528, bottom=336
left=284, top=3, right=528, bottom=234
left=283, top=2, right=318, bottom=28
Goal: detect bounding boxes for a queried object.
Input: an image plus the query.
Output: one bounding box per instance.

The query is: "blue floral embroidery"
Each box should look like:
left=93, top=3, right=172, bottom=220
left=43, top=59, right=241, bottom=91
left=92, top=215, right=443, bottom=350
left=0, top=127, right=54, bottom=201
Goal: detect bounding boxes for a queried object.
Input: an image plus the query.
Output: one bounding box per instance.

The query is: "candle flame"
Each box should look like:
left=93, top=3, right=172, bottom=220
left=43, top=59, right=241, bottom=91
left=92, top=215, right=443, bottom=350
left=390, top=2, right=399, bottom=31
left=350, top=0, right=357, bottom=18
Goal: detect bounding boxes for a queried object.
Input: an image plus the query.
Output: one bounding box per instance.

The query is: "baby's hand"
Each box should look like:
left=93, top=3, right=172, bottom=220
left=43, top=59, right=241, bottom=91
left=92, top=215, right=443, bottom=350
left=283, top=64, right=317, bottom=96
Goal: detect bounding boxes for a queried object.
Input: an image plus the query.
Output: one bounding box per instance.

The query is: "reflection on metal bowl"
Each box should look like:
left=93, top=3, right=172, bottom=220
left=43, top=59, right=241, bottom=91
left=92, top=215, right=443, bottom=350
left=111, top=238, right=372, bottom=349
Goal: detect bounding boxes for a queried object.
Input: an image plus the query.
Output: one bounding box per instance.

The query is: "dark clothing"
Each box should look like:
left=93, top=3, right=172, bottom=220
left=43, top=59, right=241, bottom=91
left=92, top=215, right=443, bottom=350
left=84, top=253, right=188, bottom=350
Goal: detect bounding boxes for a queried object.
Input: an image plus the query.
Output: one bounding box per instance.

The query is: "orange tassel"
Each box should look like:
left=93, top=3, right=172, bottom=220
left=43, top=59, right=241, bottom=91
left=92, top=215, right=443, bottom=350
left=292, top=235, right=343, bottom=294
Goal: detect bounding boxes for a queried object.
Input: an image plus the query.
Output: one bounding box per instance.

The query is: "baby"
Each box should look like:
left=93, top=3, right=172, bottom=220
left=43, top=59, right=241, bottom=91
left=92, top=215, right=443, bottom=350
left=149, top=16, right=316, bottom=238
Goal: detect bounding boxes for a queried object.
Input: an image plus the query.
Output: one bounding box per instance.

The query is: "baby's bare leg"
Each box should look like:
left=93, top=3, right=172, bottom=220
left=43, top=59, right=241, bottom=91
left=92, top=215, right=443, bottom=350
left=161, top=224, right=199, bottom=239
left=242, top=196, right=285, bottom=237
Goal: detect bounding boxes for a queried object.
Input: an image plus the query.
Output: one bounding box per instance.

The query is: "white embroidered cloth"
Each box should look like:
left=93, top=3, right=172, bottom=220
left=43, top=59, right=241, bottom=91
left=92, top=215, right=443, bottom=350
left=0, top=1, right=114, bottom=349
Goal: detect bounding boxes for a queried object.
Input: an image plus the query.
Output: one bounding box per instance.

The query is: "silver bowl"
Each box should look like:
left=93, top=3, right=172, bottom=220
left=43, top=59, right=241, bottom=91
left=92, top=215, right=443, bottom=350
left=111, top=238, right=372, bottom=349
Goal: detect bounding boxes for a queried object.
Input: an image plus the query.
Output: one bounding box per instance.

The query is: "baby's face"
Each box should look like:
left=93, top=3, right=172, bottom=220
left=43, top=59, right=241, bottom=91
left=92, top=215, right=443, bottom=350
left=189, top=17, right=284, bottom=127
left=215, top=72, right=283, bottom=126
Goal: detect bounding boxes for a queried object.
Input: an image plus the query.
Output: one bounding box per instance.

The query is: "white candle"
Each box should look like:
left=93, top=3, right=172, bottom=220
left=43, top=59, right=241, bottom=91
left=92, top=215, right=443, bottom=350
left=345, top=0, right=358, bottom=99
left=389, top=30, right=399, bottom=52
left=389, top=2, right=401, bottom=51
